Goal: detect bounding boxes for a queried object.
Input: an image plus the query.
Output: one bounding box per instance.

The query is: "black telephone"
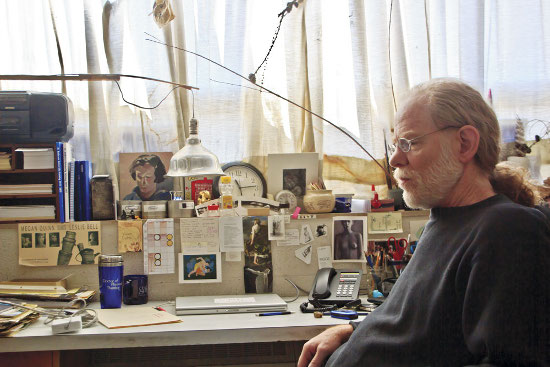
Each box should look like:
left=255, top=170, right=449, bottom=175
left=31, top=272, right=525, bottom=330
left=308, top=268, right=363, bottom=306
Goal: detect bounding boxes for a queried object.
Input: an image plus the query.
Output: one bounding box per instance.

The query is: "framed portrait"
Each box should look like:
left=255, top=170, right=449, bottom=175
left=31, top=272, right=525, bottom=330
left=119, top=152, right=174, bottom=201
left=267, top=153, right=319, bottom=198
left=332, top=216, right=368, bottom=262
left=178, top=253, right=222, bottom=283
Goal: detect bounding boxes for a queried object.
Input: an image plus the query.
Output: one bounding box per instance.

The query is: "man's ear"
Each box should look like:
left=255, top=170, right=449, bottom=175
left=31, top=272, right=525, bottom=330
left=456, top=126, right=480, bottom=163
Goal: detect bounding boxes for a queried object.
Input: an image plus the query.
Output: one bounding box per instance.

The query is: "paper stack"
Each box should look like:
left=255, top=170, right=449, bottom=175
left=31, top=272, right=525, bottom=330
left=0, top=152, right=11, bottom=170
left=14, top=148, right=54, bottom=169
left=0, top=278, right=96, bottom=309
left=0, top=302, right=40, bottom=336
left=0, top=205, right=56, bottom=221
left=0, top=184, right=53, bottom=195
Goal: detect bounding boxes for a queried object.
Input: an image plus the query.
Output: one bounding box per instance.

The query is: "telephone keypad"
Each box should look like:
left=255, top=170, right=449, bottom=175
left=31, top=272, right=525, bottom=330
left=335, top=273, right=360, bottom=298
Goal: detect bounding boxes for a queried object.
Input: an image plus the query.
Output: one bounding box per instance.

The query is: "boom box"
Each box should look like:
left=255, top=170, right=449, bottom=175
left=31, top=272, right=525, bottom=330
left=0, top=91, right=74, bottom=143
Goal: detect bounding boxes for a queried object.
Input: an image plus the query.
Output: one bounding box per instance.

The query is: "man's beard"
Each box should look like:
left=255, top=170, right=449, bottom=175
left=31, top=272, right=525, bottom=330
left=394, top=143, right=463, bottom=209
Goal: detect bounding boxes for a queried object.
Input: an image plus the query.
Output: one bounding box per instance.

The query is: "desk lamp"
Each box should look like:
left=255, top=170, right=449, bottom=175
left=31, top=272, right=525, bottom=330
left=165, top=117, right=224, bottom=177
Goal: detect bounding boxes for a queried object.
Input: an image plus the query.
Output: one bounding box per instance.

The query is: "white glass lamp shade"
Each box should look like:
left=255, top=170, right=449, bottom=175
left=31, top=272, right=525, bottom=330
left=166, top=118, right=224, bottom=177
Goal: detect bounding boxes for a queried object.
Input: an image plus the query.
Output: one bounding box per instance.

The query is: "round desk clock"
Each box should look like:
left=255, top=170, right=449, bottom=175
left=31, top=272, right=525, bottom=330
left=213, top=161, right=267, bottom=198
left=275, top=189, right=298, bottom=212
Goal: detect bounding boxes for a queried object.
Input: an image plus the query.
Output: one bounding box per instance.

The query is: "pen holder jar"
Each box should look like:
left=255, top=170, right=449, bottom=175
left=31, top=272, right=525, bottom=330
left=303, top=190, right=335, bottom=213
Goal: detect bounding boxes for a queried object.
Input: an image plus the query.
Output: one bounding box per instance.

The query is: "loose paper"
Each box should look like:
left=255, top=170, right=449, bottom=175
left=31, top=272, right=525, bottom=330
left=277, top=229, right=300, bottom=246
left=18, top=222, right=102, bottom=266
left=97, top=307, right=181, bottom=329
left=295, top=244, right=312, bottom=264
left=225, top=252, right=241, bottom=261
left=268, top=215, right=285, bottom=240
left=143, top=219, right=175, bottom=274
left=180, top=218, right=220, bottom=253
left=367, top=212, right=403, bottom=233
left=300, top=224, right=314, bottom=244
left=317, top=246, right=332, bottom=269
left=179, top=253, right=222, bottom=283
left=117, top=220, right=143, bottom=252
left=219, top=216, right=244, bottom=252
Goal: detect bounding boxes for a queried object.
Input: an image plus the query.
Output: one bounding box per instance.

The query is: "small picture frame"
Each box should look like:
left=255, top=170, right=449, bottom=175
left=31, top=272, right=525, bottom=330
left=332, top=216, right=367, bottom=262
left=179, top=253, right=222, bottom=283
left=267, top=153, right=319, bottom=198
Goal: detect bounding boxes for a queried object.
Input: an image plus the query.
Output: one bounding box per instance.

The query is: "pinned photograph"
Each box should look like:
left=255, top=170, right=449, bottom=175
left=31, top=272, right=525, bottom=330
left=333, top=217, right=367, bottom=262
left=179, top=253, right=221, bottom=283
left=268, top=215, right=285, bottom=240
left=300, top=224, right=314, bottom=244
left=243, top=216, right=273, bottom=293
left=314, top=224, right=328, bottom=238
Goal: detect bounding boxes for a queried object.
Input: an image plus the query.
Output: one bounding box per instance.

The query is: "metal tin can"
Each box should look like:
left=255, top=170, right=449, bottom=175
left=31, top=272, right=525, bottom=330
left=142, top=200, right=167, bottom=219
left=98, top=254, right=124, bottom=309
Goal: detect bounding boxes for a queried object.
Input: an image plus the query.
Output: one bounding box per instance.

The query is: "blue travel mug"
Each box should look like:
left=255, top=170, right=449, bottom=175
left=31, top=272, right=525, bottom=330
left=98, top=254, right=124, bottom=309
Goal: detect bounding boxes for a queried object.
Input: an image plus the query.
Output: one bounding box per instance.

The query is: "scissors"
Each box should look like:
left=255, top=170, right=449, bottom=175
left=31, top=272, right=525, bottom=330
left=387, top=236, right=409, bottom=269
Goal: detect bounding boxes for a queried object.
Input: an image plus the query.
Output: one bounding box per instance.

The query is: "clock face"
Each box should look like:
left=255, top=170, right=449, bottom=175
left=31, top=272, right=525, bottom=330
left=275, top=190, right=298, bottom=212
left=216, top=162, right=267, bottom=198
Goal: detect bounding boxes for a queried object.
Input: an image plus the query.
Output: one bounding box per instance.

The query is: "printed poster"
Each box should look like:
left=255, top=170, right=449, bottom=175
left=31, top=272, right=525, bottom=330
left=118, top=220, right=143, bottom=252
left=18, top=222, right=102, bottom=266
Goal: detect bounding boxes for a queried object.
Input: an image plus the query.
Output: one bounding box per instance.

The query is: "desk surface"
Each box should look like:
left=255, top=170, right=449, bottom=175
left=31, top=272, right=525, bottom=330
left=1, top=297, right=364, bottom=353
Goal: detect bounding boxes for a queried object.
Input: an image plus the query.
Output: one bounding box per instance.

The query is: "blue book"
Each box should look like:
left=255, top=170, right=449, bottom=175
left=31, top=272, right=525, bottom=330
left=55, top=142, right=65, bottom=223
left=75, top=161, right=82, bottom=221
left=68, top=160, right=76, bottom=222
left=79, top=160, right=92, bottom=221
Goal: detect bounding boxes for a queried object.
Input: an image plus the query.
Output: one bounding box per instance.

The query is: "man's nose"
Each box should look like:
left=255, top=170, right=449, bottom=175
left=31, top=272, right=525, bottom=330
left=389, top=146, right=407, bottom=168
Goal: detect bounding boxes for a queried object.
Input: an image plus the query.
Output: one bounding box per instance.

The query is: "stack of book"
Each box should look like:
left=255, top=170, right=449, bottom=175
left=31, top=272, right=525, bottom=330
left=0, top=152, right=10, bottom=170
left=0, top=184, right=53, bottom=195
left=54, top=142, right=93, bottom=222
left=14, top=147, right=54, bottom=169
left=0, top=205, right=56, bottom=221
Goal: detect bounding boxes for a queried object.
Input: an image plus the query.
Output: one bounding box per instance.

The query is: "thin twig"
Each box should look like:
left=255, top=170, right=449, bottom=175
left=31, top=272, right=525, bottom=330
left=144, top=35, right=397, bottom=186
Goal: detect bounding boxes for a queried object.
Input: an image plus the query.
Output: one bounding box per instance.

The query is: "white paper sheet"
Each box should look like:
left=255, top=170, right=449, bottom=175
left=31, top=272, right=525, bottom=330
left=180, top=218, right=220, bottom=254
left=317, top=246, right=332, bottom=269
left=218, top=216, right=244, bottom=252
left=295, top=244, right=312, bottom=264
left=367, top=212, right=403, bottom=233
left=143, top=219, right=175, bottom=274
left=225, top=252, right=241, bottom=261
left=277, top=229, right=300, bottom=246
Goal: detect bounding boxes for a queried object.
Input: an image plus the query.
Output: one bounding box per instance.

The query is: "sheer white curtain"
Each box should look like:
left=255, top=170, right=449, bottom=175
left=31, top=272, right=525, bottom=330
left=1, top=0, right=549, bottom=197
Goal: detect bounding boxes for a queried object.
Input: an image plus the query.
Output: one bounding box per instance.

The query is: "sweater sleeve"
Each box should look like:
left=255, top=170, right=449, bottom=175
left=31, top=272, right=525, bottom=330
left=458, top=209, right=550, bottom=365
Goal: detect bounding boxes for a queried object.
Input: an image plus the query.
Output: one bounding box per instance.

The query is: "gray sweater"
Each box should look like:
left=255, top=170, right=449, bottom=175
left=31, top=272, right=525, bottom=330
left=326, top=195, right=550, bottom=366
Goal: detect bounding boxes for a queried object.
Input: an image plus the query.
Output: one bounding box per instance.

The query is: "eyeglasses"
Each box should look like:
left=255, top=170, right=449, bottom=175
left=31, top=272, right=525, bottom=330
left=391, top=126, right=457, bottom=153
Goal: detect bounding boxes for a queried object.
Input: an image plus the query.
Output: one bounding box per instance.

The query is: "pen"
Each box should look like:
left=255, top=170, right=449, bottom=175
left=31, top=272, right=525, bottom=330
left=155, top=307, right=166, bottom=312
left=256, top=311, right=293, bottom=316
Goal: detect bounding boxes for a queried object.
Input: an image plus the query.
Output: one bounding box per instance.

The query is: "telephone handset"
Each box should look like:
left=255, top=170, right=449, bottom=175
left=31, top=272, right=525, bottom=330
left=308, top=268, right=362, bottom=306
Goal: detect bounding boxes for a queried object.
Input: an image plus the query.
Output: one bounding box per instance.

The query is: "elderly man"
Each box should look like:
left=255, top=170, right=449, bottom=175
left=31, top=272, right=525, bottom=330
left=298, top=79, right=550, bottom=366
